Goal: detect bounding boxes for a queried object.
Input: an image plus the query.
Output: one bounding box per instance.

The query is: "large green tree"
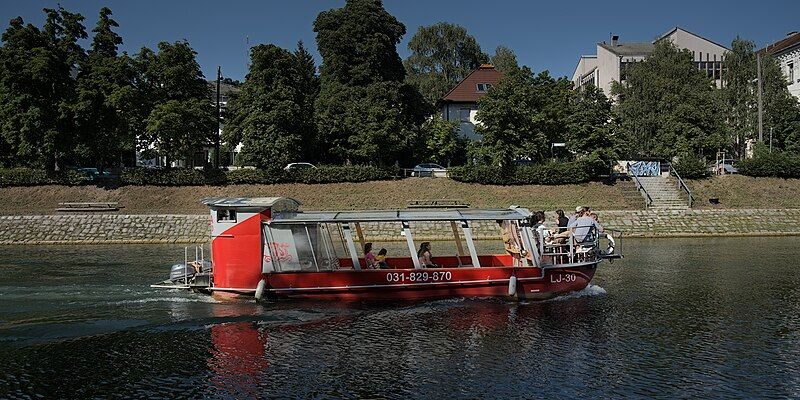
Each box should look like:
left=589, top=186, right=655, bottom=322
left=223, top=43, right=318, bottom=169
left=612, top=41, right=726, bottom=158
left=404, top=22, right=489, bottom=106
left=566, top=84, right=618, bottom=162
left=73, top=7, right=136, bottom=168
left=314, top=0, right=425, bottom=165
left=0, top=7, right=86, bottom=170
left=472, top=67, right=572, bottom=166
left=135, top=41, right=215, bottom=166
left=491, top=45, right=519, bottom=73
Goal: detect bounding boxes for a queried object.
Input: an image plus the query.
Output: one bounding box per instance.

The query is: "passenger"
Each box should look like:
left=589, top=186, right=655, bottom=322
left=569, top=209, right=601, bottom=244
left=556, top=209, right=569, bottom=233
left=567, top=206, right=584, bottom=226
left=364, top=242, right=378, bottom=269
left=418, top=242, right=437, bottom=268
left=589, top=212, right=605, bottom=235
left=376, top=248, right=389, bottom=269
left=498, top=220, right=522, bottom=266
left=534, top=211, right=551, bottom=242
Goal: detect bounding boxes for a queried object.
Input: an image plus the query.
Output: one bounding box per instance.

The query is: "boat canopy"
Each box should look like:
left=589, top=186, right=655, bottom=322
left=268, top=207, right=531, bottom=224
left=202, top=197, right=301, bottom=211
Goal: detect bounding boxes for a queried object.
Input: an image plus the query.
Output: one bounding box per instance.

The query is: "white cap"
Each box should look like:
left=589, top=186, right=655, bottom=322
left=575, top=206, right=583, bottom=213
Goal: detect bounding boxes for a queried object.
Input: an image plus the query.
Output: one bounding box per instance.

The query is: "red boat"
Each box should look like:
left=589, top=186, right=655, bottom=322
left=154, top=197, right=620, bottom=301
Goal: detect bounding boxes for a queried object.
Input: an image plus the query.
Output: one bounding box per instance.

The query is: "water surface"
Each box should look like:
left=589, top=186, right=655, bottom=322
left=1, top=237, right=799, bottom=399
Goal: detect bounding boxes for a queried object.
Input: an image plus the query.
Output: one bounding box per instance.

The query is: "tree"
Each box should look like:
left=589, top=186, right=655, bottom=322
left=418, top=115, right=460, bottom=166
left=566, top=85, right=618, bottom=163
left=759, top=53, right=800, bottom=154
left=292, top=41, right=320, bottom=161
left=135, top=41, right=215, bottom=166
left=721, top=37, right=758, bottom=157
left=0, top=7, right=86, bottom=170
left=314, top=0, right=426, bottom=166
left=472, top=67, right=572, bottom=167
left=612, top=41, right=726, bottom=158
left=73, top=7, right=136, bottom=168
left=491, top=45, right=518, bottom=73
left=404, top=22, right=489, bottom=106
left=223, top=43, right=315, bottom=169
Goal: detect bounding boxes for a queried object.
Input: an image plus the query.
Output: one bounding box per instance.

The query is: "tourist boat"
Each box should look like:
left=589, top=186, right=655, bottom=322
left=152, top=197, right=621, bottom=301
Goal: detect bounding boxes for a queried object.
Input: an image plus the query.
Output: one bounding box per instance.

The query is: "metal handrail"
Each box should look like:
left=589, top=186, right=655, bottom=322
left=668, top=163, right=694, bottom=208
left=626, top=162, right=653, bottom=208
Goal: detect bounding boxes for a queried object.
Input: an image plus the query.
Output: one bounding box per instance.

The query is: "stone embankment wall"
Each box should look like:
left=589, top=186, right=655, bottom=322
left=0, top=209, right=799, bottom=245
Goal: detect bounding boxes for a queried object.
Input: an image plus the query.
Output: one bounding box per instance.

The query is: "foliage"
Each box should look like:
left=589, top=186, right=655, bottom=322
left=673, top=153, right=710, bottom=179
left=0, top=7, right=87, bottom=170
left=739, top=143, right=800, bottom=178
left=404, top=22, right=489, bottom=106
left=490, top=45, right=518, bottom=73
left=566, top=85, right=618, bottom=164
left=472, top=67, right=573, bottom=166
left=119, top=168, right=226, bottom=186
left=0, top=168, right=91, bottom=186
left=73, top=7, right=136, bottom=169
left=314, top=0, right=426, bottom=166
left=225, top=169, right=283, bottom=185
left=417, top=115, right=461, bottom=166
left=223, top=43, right=318, bottom=169
left=448, top=160, right=596, bottom=185
left=612, top=41, right=726, bottom=159
left=142, top=99, right=216, bottom=166
left=284, top=165, right=392, bottom=183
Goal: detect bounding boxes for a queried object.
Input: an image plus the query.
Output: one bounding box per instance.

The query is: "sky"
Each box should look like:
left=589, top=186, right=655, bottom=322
left=2, top=0, right=799, bottom=82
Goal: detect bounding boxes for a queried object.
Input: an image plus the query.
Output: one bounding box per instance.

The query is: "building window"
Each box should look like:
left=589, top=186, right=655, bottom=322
left=790, top=62, right=795, bottom=83
left=476, top=83, right=492, bottom=92
left=459, top=108, right=471, bottom=122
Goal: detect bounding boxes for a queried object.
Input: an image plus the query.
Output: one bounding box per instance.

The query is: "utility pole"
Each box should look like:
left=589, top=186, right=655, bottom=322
left=757, top=52, right=764, bottom=142
left=770, top=127, right=773, bottom=152
left=215, top=66, right=221, bottom=168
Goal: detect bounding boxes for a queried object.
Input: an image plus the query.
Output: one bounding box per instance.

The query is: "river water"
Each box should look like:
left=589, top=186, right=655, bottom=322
left=1, top=237, right=799, bottom=399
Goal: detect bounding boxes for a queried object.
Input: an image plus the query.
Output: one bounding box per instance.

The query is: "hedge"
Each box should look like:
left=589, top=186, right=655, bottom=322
left=448, top=160, right=593, bottom=185
left=673, top=153, right=710, bottom=179
left=739, top=149, right=800, bottom=178
left=0, top=168, right=91, bottom=187
left=0, top=165, right=393, bottom=187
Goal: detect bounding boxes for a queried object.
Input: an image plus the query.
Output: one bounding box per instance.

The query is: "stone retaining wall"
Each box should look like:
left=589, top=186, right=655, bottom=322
left=1, top=209, right=799, bottom=245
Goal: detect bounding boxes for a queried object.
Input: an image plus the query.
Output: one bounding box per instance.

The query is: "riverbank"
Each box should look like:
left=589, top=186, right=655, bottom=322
left=1, top=208, right=799, bottom=245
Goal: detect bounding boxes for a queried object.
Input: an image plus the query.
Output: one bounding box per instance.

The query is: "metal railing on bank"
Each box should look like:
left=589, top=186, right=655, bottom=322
left=668, top=163, right=694, bottom=208
left=626, top=162, right=653, bottom=209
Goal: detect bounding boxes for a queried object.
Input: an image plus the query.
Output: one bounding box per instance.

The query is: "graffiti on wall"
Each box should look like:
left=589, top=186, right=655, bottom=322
left=628, top=161, right=660, bottom=177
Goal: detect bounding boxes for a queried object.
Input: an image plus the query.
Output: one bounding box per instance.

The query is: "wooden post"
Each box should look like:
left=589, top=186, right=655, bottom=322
left=450, top=221, right=465, bottom=256
left=354, top=222, right=366, bottom=252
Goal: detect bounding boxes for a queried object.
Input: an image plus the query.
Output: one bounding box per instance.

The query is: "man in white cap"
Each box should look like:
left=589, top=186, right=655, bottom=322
left=567, top=205, right=584, bottom=226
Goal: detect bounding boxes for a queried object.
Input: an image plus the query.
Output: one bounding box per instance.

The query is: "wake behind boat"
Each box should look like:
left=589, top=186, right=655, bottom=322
left=152, top=197, right=621, bottom=301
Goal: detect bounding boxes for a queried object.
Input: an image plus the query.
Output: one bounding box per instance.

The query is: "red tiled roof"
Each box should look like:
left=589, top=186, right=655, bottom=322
left=761, top=31, right=800, bottom=55
left=441, top=64, right=502, bottom=103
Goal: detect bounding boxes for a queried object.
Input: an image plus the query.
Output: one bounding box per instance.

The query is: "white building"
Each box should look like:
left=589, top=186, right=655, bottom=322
left=573, top=27, right=729, bottom=96
left=440, top=64, right=502, bottom=140
left=762, top=31, right=800, bottom=99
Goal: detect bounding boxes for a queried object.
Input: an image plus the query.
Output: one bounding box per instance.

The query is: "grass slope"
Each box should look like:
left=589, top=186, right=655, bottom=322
left=689, top=175, right=800, bottom=209
left=0, top=178, right=642, bottom=215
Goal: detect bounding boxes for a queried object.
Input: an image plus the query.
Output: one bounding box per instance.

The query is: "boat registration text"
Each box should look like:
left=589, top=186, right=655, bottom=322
left=386, top=271, right=452, bottom=283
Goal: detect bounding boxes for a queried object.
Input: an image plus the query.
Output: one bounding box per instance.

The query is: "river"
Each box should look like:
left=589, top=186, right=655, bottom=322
left=1, top=237, right=799, bottom=399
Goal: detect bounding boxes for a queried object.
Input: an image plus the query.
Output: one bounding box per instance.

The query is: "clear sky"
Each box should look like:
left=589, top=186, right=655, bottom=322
left=2, top=0, right=799, bottom=81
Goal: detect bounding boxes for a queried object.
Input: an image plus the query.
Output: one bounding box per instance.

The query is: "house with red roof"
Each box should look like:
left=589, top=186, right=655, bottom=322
left=440, top=64, right=502, bottom=139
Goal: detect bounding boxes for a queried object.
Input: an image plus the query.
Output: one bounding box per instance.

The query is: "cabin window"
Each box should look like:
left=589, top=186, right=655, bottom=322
left=217, top=209, right=237, bottom=222
left=263, top=223, right=338, bottom=272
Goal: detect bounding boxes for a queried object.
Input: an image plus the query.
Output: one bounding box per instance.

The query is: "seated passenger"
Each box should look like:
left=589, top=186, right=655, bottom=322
left=417, top=242, right=437, bottom=268
left=364, top=242, right=378, bottom=269
left=589, top=212, right=605, bottom=235
left=568, top=210, right=601, bottom=244
left=376, top=248, right=389, bottom=269
left=556, top=209, right=569, bottom=233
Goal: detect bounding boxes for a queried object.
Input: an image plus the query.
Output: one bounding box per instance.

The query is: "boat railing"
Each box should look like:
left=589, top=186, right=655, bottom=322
left=627, top=162, right=653, bottom=208
left=535, top=225, right=619, bottom=265
left=668, top=163, right=694, bottom=208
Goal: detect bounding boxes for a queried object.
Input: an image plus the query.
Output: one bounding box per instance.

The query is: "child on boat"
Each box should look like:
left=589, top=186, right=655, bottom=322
left=376, top=248, right=388, bottom=269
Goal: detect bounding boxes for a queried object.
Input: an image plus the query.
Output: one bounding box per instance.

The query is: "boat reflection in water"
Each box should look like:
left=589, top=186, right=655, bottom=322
left=154, top=198, right=621, bottom=302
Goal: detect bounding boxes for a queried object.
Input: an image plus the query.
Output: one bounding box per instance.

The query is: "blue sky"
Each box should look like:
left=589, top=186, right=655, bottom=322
left=2, top=0, right=799, bottom=81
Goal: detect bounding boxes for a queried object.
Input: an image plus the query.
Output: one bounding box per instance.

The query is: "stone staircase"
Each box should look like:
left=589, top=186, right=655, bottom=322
left=636, top=175, right=690, bottom=210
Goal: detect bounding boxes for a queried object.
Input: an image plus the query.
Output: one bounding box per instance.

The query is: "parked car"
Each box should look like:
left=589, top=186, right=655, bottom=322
left=411, top=163, right=446, bottom=177
left=75, top=167, right=112, bottom=181
left=283, top=162, right=317, bottom=171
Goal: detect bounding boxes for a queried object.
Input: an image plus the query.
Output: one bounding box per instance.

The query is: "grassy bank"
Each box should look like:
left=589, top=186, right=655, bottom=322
left=688, top=175, right=800, bottom=209
left=0, top=178, right=642, bottom=215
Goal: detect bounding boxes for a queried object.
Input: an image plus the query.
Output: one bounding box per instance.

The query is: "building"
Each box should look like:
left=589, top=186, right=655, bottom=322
left=761, top=31, right=800, bottom=99
left=573, top=27, right=729, bottom=96
left=440, top=64, right=502, bottom=139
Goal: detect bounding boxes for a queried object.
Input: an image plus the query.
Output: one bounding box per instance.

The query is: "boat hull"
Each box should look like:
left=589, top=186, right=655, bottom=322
left=260, top=264, right=598, bottom=301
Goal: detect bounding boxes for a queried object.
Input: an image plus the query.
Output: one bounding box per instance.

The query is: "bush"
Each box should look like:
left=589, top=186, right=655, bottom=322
left=119, top=168, right=226, bottom=186
left=286, top=165, right=392, bottom=184
left=448, top=160, right=592, bottom=185
left=739, top=146, right=800, bottom=178
left=673, top=153, right=710, bottom=179
left=0, top=168, right=91, bottom=187
left=226, top=168, right=283, bottom=185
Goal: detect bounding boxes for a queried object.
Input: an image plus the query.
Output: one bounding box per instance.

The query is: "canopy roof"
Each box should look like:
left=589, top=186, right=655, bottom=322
left=202, top=197, right=301, bottom=210
left=269, top=207, right=531, bottom=224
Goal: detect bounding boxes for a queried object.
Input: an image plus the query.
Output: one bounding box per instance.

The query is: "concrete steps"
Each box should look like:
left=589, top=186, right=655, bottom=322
left=635, top=176, right=690, bottom=210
